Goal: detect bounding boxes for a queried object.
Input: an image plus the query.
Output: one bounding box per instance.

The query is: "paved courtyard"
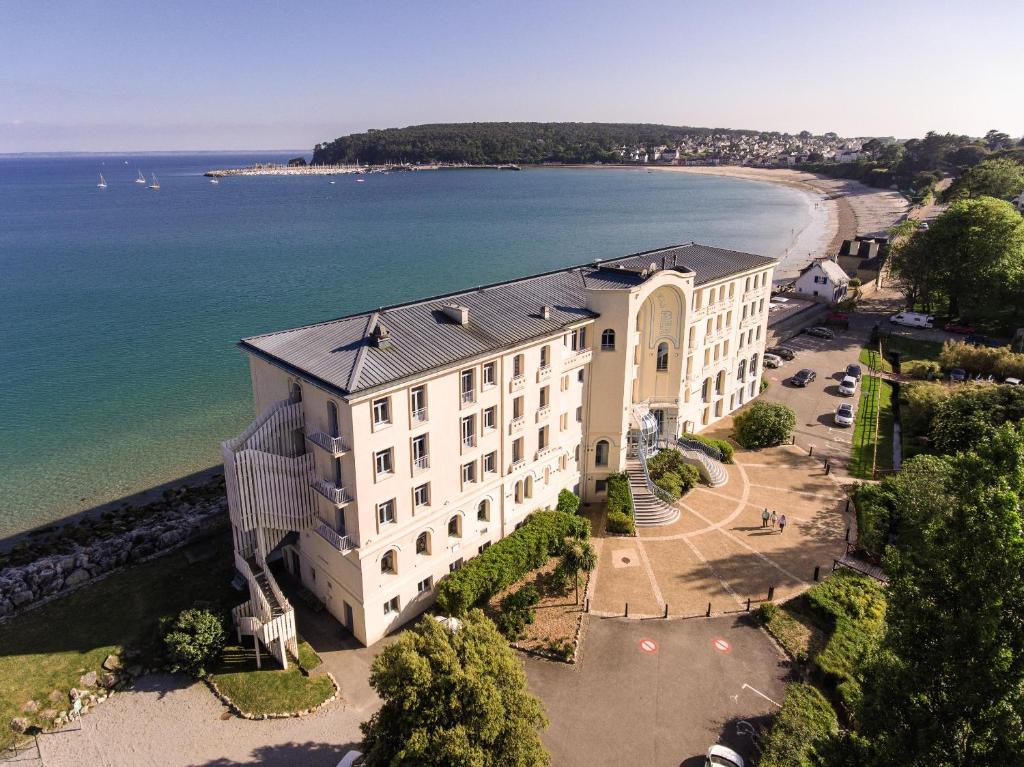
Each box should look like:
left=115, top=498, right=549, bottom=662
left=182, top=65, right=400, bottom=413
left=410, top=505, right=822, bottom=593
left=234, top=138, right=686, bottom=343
left=589, top=429, right=851, bottom=618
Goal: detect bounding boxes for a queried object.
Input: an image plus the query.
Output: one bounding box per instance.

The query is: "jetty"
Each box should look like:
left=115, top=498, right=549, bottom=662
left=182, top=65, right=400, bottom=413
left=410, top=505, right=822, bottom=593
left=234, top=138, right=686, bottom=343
left=203, top=162, right=522, bottom=178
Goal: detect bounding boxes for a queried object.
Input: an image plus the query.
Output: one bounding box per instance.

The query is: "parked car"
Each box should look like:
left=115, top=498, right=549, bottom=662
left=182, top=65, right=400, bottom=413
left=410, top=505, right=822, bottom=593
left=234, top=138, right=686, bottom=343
left=767, top=346, right=796, bottom=360
left=950, top=368, right=968, bottom=382
left=834, top=403, right=855, bottom=427
left=838, top=375, right=858, bottom=396
left=337, top=752, right=364, bottom=767
left=965, top=334, right=1003, bottom=348
left=762, top=353, right=783, bottom=368
left=920, top=221, right=930, bottom=230
left=943, top=322, right=975, bottom=334
left=845, top=363, right=863, bottom=381
left=804, top=326, right=835, bottom=339
left=1005, top=377, right=1021, bottom=386
left=791, top=368, right=816, bottom=386
left=890, top=312, right=935, bottom=328
left=705, top=744, right=745, bottom=767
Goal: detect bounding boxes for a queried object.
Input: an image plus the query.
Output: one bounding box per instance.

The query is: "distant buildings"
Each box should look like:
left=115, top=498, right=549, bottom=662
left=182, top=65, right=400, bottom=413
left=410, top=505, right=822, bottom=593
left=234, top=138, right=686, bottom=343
left=614, top=132, right=864, bottom=168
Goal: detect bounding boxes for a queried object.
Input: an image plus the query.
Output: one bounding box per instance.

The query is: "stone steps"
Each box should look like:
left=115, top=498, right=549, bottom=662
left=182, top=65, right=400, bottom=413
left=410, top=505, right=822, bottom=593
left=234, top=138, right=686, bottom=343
left=625, top=460, right=680, bottom=527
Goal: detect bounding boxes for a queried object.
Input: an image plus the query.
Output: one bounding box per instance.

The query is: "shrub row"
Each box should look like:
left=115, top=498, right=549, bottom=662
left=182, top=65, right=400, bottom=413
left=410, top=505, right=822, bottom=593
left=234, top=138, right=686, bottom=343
left=757, top=683, right=839, bottom=767
left=605, top=511, right=634, bottom=536
left=939, top=339, right=1024, bottom=378
left=681, top=432, right=734, bottom=462
left=606, top=472, right=632, bottom=517
left=436, top=511, right=589, bottom=616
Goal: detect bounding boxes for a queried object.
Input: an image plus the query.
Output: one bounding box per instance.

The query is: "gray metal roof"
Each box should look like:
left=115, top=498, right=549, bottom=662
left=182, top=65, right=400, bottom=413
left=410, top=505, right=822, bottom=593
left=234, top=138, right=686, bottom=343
left=241, top=243, right=775, bottom=398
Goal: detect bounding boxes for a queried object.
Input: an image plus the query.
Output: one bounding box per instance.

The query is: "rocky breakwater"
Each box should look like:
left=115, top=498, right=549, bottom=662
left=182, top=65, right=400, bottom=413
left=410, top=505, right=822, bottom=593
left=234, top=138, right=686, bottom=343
left=0, top=477, right=229, bottom=620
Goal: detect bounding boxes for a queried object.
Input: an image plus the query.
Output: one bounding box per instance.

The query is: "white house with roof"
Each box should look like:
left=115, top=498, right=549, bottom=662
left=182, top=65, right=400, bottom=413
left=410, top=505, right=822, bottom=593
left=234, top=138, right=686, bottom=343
left=221, top=243, right=776, bottom=656
left=794, top=257, right=850, bottom=304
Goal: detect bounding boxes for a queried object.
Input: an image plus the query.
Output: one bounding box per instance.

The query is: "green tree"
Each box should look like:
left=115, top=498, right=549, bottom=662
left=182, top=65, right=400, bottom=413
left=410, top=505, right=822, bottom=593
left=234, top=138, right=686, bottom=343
left=559, top=539, right=597, bottom=604
left=856, top=427, right=1024, bottom=765
left=734, top=402, right=797, bottom=448
left=945, top=158, right=1024, bottom=202
left=360, top=610, right=549, bottom=767
left=887, top=220, right=939, bottom=311
left=556, top=488, right=580, bottom=515
left=161, top=607, right=226, bottom=678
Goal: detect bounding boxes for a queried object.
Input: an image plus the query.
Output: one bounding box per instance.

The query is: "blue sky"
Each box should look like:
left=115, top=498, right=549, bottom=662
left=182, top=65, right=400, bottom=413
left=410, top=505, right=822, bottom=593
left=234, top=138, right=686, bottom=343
left=2, top=0, right=1022, bottom=151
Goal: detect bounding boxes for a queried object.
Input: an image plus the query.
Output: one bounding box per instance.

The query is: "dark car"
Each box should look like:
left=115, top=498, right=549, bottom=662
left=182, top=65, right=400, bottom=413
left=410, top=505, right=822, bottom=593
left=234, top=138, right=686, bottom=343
left=767, top=346, right=796, bottom=361
left=804, top=326, right=835, bottom=339
left=944, top=322, right=975, bottom=335
left=949, top=368, right=967, bottom=382
left=965, top=334, right=1002, bottom=348
left=845, top=363, right=863, bottom=381
left=791, top=369, right=817, bottom=387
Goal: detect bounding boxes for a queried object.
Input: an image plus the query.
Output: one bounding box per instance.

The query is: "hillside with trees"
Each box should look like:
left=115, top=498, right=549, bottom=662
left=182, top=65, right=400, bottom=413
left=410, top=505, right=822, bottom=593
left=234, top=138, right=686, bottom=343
left=312, top=122, right=763, bottom=165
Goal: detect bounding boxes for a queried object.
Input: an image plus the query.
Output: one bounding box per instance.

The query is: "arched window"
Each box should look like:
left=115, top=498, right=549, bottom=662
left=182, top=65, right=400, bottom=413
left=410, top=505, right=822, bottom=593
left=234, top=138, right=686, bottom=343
left=656, top=342, right=669, bottom=371
left=381, top=549, right=396, bottom=574
left=750, top=353, right=759, bottom=374
left=716, top=370, right=726, bottom=395
left=544, top=467, right=550, bottom=485
left=514, top=480, right=524, bottom=504
left=601, top=329, right=616, bottom=351
left=524, top=476, right=534, bottom=499
left=416, top=532, right=430, bottom=555
left=477, top=500, right=489, bottom=522
left=574, top=445, right=580, bottom=463
left=448, top=515, right=461, bottom=537
left=289, top=381, right=302, bottom=403
left=540, top=345, right=550, bottom=367
left=701, top=377, right=711, bottom=403
left=737, top=359, right=747, bottom=382
left=595, top=440, right=610, bottom=467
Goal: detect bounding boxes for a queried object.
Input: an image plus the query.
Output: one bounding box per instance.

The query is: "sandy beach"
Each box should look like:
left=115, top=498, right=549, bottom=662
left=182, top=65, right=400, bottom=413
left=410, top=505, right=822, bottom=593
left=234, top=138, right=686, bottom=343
left=643, top=165, right=910, bottom=279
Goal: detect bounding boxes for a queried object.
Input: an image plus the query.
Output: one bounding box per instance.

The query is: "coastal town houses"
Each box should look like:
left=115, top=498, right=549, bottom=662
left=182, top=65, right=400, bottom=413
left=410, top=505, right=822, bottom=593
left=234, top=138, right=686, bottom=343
left=221, top=244, right=776, bottom=657
left=794, top=256, right=850, bottom=304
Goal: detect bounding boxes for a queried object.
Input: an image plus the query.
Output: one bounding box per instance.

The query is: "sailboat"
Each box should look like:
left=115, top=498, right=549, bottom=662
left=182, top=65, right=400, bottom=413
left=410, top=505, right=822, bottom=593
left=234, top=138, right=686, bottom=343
left=135, top=170, right=146, bottom=184
left=209, top=177, right=219, bottom=184
left=97, top=174, right=107, bottom=188
left=147, top=173, right=160, bottom=190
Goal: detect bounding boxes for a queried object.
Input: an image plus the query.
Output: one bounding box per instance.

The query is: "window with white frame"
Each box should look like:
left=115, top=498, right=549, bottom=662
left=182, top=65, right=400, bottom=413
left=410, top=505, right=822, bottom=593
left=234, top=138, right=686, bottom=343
left=417, top=576, right=433, bottom=594
left=412, top=434, right=428, bottom=470
left=483, top=451, right=497, bottom=474
left=513, top=396, right=524, bottom=419
left=482, top=361, right=496, bottom=387
left=413, top=483, right=430, bottom=509
left=477, top=499, right=490, bottom=521
left=540, top=345, right=549, bottom=367
left=449, top=558, right=464, bottom=573
left=374, top=448, right=393, bottom=477
left=416, top=531, right=430, bottom=555
left=538, top=425, right=549, bottom=450
left=460, top=368, right=475, bottom=402
left=410, top=386, right=427, bottom=422
left=372, top=397, right=391, bottom=426
left=461, top=415, right=476, bottom=447
left=462, top=461, right=476, bottom=484
left=448, top=515, right=461, bottom=537
left=595, top=440, right=609, bottom=466
left=513, top=354, right=524, bottom=377
left=601, top=329, right=615, bottom=351
left=482, top=405, right=496, bottom=431
left=384, top=596, right=399, bottom=615
left=377, top=499, right=396, bottom=525
left=539, top=386, right=549, bottom=408
left=513, top=437, right=523, bottom=463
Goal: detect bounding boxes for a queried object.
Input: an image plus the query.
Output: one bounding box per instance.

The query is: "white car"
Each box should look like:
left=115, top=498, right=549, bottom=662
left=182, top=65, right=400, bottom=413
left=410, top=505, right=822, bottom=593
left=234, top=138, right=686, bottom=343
left=838, top=375, right=858, bottom=395
left=889, top=311, right=934, bottom=329
left=835, top=403, right=855, bottom=426
left=705, top=744, right=745, bottom=767
left=337, top=751, right=363, bottom=767
left=762, top=353, right=783, bottom=368
left=1005, top=377, right=1021, bottom=386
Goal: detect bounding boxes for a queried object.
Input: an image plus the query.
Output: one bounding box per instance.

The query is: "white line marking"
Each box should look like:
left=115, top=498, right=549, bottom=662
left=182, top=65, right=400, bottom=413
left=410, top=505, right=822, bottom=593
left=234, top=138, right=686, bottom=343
left=742, top=683, right=782, bottom=708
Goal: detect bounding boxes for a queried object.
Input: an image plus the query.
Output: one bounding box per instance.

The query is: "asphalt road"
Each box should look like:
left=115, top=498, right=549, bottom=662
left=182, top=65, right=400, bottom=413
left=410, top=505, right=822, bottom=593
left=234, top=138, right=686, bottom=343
left=526, top=615, right=788, bottom=767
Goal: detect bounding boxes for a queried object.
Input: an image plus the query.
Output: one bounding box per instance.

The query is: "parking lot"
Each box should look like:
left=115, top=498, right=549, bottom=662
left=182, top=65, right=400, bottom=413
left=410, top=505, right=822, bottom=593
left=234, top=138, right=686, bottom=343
left=761, top=326, right=869, bottom=474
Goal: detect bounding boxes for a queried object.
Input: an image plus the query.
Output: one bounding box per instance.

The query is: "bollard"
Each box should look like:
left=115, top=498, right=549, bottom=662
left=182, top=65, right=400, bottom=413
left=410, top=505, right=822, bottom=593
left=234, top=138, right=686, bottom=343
left=845, top=526, right=850, bottom=542
left=808, top=445, right=814, bottom=457
left=825, top=461, right=831, bottom=476
left=767, top=585, right=775, bottom=602
left=845, top=498, right=851, bottom=514
left=585, top=598, right=590, bottom=613
left=706, top=602, right=712, bottom=617
left=625, top=602, right=629, bottom=618
left=664, top=603, right=669, bottom=619
left=791, top=435, right=796, bottom=445
left=813, top=565, right=821, bottom=582
left=746, top=597, right=751, bottom=612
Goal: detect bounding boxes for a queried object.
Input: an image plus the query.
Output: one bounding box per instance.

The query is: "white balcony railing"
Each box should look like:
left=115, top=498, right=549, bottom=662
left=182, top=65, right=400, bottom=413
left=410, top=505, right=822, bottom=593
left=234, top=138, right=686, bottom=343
left=536, top=444, right=558, bottom=460
left=537, top=365, right=552, bottom=382
left=315, top=522, right=355, bottom=552
left=307, top=431, right=348, bottom=455
left=311, top=478, right=352, bottom=506
left=509, top=458, right=526, bottom=473
left=509, top=415, right=525, bottom=433
left=510, top=374, right=526, bottom=392
left=460, top=390, right=475, bottom=406
left=536, top=404, right=551, bottom=422
left=462, top=435, right=476, bottom=450
left=411, top=407, right=428, bottom=424
left=413, top=455, right=429, bottom=472
left=564, top=347, right=592, bottom=367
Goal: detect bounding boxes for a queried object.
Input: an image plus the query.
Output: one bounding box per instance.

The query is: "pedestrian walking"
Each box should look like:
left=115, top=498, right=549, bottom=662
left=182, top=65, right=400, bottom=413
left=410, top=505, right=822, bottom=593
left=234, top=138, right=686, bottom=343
left=761, top=508, right=770, bottom=528
left=778, top=514, right=787, bottom=534
left=770, top=510, right=778, bottom=528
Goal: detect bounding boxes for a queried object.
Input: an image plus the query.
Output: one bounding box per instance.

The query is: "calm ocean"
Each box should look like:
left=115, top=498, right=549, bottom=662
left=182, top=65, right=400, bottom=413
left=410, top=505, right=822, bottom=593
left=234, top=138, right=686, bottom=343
left=0, top=153, right=815, bottom=536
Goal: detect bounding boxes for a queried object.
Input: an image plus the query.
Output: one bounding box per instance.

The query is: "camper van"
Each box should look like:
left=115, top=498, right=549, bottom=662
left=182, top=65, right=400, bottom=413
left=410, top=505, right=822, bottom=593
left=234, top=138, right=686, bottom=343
left=889, top=312, right=935, bottom=329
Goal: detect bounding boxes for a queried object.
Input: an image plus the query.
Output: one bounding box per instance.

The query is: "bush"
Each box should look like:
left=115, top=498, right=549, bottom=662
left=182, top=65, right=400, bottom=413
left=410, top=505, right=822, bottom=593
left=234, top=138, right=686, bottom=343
left=605, top=511, right=635, bottom=536
left=436, top=511, right=589, bottom=616
left=758, top=683, right=839, bottom=767
left=605, top=472, right=632, bottom=518
left=900, top=381, right=950, bottom=440
left=734, top=402, right=797, bottom=448
left=681, top=432, right=734, bottom=462
left=162, top=607, right=226, bottom=678
left=931, top=383, right=1024, bottom=454
left=556, top=489, right=580, bottom=515
left=849, top=277, right=862, bottom=288
left=647, top=450, right=700, bottom=496
left=851, top=483, right=895, bottom=557
left=906, top=359, right=942, bottom=379
left=496, top=584, right=541, bottom=639
left=940, top=340, right=1024, bottom=378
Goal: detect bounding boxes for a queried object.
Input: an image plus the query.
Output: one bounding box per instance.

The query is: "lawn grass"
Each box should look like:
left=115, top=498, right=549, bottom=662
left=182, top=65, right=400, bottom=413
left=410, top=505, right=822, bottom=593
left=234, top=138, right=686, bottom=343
left=859, top=337, right=944, bottom=375
left=0, top=536, right=236, bottom=750
left=758, top=596, right=829, bottom=662
left=850, top=374, right=894, bottom=478
left=209, top=641, right=336, bottom=716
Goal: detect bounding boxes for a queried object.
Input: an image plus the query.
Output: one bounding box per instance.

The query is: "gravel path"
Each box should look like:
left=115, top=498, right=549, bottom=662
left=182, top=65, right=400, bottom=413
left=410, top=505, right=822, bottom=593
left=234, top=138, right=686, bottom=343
left=36, top=674, right=365, bottom=767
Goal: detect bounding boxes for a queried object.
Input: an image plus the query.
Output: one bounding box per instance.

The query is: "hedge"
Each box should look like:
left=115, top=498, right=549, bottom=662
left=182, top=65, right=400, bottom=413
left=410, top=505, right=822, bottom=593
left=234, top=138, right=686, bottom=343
left=681, top=432, right=734, bottom=462
left=605, top=472, right=632, bottom=518
left=436, top=511, right=589, bottom=616
left=646, top=450, right=700, bottom=497
left=758, top=683, right=839, bottom=767
left=605, top=511, right=635, bottom=536
left=940, top=339, right=1024, bottom=378
left=556, top=489, right=580, bottom=515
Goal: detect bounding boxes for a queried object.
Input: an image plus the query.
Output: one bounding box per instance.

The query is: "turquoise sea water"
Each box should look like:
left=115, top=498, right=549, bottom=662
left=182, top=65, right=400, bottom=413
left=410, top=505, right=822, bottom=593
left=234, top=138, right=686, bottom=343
left=0, top=153, right=814, bottom=536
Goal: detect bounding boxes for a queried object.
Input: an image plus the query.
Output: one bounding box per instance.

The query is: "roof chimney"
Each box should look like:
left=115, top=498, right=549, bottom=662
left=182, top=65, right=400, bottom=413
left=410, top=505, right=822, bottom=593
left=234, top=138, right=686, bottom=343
left=369, top=321, right=393, bottom=349
left=442, top=303, right=470, bottom=325
left=540, top=305, right=551, bottom=320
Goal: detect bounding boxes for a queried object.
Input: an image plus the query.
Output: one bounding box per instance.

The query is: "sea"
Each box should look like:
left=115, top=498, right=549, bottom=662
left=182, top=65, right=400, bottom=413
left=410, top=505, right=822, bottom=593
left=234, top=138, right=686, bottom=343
left=0, top=152, right=818, bottom=537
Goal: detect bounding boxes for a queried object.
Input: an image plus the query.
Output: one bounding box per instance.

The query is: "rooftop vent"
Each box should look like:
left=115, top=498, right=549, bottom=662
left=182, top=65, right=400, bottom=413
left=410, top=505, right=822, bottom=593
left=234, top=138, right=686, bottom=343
left=442, top=303, right=470, bottom=325
left=540, top=305, right=551, bottom=320
left=369, top=322, right=393, bottom=349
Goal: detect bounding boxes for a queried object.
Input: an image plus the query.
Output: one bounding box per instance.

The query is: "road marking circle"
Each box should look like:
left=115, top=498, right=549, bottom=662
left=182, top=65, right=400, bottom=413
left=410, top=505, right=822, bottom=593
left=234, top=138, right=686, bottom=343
left=639, top=638, right=658, bottom=654
left=712, top=638, right=732, bottom=653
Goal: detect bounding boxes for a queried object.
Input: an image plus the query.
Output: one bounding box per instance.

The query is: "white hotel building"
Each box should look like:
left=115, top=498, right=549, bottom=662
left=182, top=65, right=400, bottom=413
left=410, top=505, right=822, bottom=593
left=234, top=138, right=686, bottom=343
left=222, top=244, right=776, bottom=661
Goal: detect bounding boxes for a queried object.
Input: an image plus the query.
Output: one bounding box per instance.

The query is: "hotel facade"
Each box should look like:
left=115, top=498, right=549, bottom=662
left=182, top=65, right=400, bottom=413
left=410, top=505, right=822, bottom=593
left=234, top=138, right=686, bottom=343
left=222, top=244, right=776, bottom=661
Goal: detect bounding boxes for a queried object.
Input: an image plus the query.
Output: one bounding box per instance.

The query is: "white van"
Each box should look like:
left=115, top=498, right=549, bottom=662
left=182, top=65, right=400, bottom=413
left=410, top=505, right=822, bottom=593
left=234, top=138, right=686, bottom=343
left=890, top=312, right=934, bottom=329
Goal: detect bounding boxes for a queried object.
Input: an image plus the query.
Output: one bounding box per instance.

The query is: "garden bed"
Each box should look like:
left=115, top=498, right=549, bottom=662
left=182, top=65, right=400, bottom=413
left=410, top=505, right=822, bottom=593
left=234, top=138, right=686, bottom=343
left=484, top=559, right=587, bottom=663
